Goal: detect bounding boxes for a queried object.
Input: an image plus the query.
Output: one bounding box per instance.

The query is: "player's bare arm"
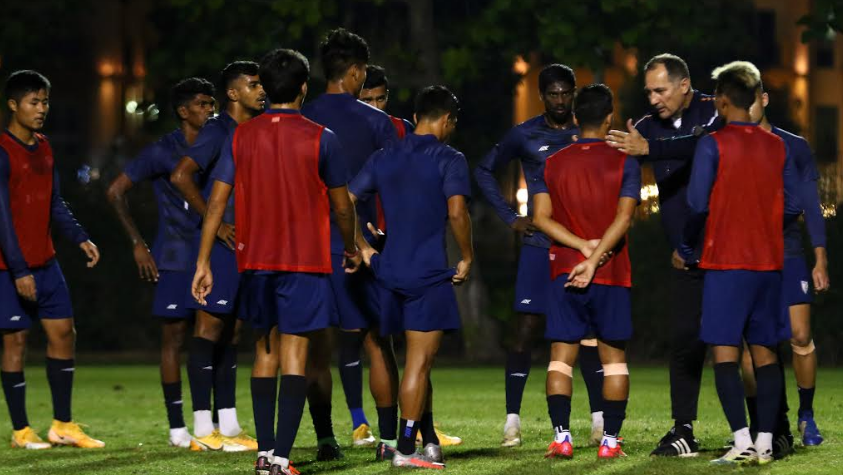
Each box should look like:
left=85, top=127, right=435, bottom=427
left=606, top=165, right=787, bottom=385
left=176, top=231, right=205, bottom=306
left=532, top=193, right=588, bottom=252
left=347, top=190, right=378, bottom=266
left=448, top=194, right=473, bottom=285
left=566, top=197, right=637, bottom=288
left=171, top=156, right=235, bottom=249
left=191, top=180, right=231, bottom=305
left=328, top=185, right=363, bottom=272
left=106, top=173, right=158, bottom=282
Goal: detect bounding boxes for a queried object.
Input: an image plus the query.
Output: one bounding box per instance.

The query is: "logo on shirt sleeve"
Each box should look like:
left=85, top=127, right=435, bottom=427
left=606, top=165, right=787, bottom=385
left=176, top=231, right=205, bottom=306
left=801, top=281, right=809, bottom=295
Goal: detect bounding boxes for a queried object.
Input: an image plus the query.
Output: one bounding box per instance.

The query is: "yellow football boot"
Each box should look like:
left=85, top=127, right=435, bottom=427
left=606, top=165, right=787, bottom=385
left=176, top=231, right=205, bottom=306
left=352, top=423, right=376, bottom=447
left=47, top=421, right=105, bottom=448
left=11, top=426, right=51, bottom=450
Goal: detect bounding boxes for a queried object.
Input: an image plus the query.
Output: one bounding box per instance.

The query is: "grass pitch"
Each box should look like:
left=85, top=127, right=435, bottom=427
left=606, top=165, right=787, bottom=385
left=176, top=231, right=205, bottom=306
left=1, top=365, right=841, bottom=474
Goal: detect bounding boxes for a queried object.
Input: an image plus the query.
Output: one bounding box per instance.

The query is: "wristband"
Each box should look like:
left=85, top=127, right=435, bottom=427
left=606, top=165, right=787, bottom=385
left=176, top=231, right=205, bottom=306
left=343, top=248, right=359, bottom=259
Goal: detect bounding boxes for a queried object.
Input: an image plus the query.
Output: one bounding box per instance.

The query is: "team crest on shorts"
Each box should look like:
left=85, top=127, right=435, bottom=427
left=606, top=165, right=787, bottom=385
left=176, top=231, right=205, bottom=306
left=801, top=280, right=809, bottom=295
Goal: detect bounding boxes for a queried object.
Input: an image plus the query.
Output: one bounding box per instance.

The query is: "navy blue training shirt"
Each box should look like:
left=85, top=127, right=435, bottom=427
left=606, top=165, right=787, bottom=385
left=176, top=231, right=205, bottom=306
left=350, top=134, right=471, bottom=290
left=303, top=93, right=398, bottom=253
left=634, top=90, right=718, bottom=251
left=124, top=129, right=199, bottom=271
left=474, top=115, right=579, bottom=248
left=184, top=111, right=238, bottom=225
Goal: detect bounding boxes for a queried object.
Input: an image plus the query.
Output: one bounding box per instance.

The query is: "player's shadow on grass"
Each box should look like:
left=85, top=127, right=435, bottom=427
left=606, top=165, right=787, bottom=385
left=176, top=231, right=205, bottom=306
left=2, top=448, right=186, bottom=473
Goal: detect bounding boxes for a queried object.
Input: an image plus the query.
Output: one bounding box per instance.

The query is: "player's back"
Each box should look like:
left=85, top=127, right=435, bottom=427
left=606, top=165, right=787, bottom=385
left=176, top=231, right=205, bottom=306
left=230, top=111, right=332, bottom=273
left=371, top=134, right=467, bottom=289
left=544, top=139, right=631, bottom=286
left=701, top=123, right=786, bottom=271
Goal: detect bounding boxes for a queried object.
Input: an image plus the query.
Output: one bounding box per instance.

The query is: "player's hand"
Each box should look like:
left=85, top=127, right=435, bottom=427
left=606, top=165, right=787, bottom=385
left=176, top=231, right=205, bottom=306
left=361, top=246, right=378, bottom=267
left=671, top=250, right=689, bottom=270
left=191, top=263, right=213, bottom=306
left=216, top=222, right=236, bottom=250
left=606, top=119, right=649, bottom=156
left=565, top=260, right=596, bottom=288
left=133, top=242, right=159, bottom=282
left=80, top=240, right=100, bottom=268
left=812, top=261, right=830, bottom=293
left=580, top=239, right=600, bottom=258
left=511, top=216, right=537, bottom=236
left=343, top=250, right=363, bottom=274
left=453, top=259, right=472, bottom=285
left=14, top=274, right=37, bottom=302
left=366, top=222, right=385, bottom=242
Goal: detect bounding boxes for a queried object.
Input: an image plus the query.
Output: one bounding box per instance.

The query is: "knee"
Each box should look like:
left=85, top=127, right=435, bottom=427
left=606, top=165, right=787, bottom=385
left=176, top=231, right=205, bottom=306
left=47, top=323, right=76, bottom=347
left=790, top=326, right=812, bottom=349
left=162, top=323, right=188, bottom=351
left=791, top=338, right=815, bottom=356
left=195, top=316, right=224, bottom=341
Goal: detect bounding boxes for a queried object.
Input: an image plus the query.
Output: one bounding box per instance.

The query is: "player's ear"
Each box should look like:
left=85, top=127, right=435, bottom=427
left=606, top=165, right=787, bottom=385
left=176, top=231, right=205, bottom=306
left=573, top=114, right=579, bottom=128
left=301, top=82, right=308, bottom=101
left=226, top=87, right=239, bottom=103
left=762, top=92, right=769, bottom=108
left=7, top=99, right=17, bottom=113
left=606, top=112, right=614, bottom=128
left=176, top=104, right=189, bottom=120
left=413, top=113, right=418, bottom=125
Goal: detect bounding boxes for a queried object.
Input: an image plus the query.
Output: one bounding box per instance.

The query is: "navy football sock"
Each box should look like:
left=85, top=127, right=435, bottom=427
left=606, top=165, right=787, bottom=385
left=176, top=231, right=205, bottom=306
left=602, top=399, right=628, bottom=438
left=504, top=350, right=531, bottom=414
left=579, top=345, right=604, bottom=414
left=187, top=337, right=215, bottom=412
left=377, top=405, right=398, bottom=441
left=213, top=344, right=238, bottom=410
left=546, top=394, right=571, bottom=431
left=420, top=411, right=438, bottom=446
left=274, top=375, right=307, bottom=459
left=338, top=331, right=367, bottom=429
left=1, top=371, right=29, bottom=430
left=46, top=358, right=74, bottom=423
left=755, top=364, right=783, bottom=434
left=309, top=404, right=335, bottom=442
left=714, top=362, right=748, bottom=432
left=397, top=418, right=419, bottom=456
left=162, top=381, right=186, bottom=429
left=798, top=386, right=815, bottom=416
left=251, top=376, right=278, bottom=452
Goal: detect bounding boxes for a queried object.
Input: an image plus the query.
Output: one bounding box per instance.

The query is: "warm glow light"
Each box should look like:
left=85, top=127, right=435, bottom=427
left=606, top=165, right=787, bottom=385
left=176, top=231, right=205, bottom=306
left=513, top=56, right=529, bottom=75
left=794, top=43, right=809, bottom=76
left=98, top=60, right=116, bottom=77
left=640, top=184, right=659, bottom=201
left=125, top=100, right=138, bottom=113
left=624, top=51, right=638, bottom=75
left=516, top=186, right=529, bottom=216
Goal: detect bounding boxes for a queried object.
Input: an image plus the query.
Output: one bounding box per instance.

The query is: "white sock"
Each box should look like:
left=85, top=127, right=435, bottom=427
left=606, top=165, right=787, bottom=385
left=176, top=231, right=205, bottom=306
left=272, top=456, right=290, bottom=468
left=755, top=432, right=773, bottom=454
left=258, top=449, right=274, bottom=458
left=601, top=433, right=618, bottom=449
left=591, top=411, right=604, bottom=429
left=505, top=413, right=521, bottom=429
left=733, top=427, right=753, bottom=451
left=193, top=410, right=214, bottom=437
left=554, top=428, right=571, bottom=444
left=218, top=408, right=242, bottom=437
left=170, top=427, right=190, bottom=442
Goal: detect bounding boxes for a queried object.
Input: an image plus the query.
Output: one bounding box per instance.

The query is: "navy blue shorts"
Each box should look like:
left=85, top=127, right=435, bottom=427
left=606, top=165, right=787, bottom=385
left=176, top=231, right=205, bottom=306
left=701, top=270, right=789, bottom=347
left=237, top=272, right=335, bottom=334
left=545, top=275, right=632, bottom=342
left=328, top=254, right=379, bottom=330
left=378, top=278, right=461, bottom=336
left=513, top=245, right=551, bottom=314
left=782, top=257, right=813, bottom=307
left=152, top=270, right=194, bottom=318
left=185, top=241, right=241, bottom=314
left=0, top=260, right=73, bottom=330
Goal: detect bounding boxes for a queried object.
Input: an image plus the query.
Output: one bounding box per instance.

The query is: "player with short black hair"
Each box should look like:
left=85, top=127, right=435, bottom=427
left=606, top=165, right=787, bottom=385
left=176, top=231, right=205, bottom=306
left=350, top=85, right=472, bottom=469
left=1, top=70, right=104, bottom=449
left=359, top=65, right=414, bottom=137
left=302, top=28, right=401, bottom=458
left=475, top=63, right=606, bottom=448
left=532, top=83, right=641, bottom=460
left=192, top=47, right=363, bottom=475
left=680, top=61, right=799, bottom=465
left=170, top=60, right=265, bottom=451
left=105, top=77, right=215, bottom=448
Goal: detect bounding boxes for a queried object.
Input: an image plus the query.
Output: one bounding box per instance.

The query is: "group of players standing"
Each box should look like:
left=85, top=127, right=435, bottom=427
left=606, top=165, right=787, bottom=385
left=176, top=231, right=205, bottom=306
left=0, top=26, right=829, bottom=474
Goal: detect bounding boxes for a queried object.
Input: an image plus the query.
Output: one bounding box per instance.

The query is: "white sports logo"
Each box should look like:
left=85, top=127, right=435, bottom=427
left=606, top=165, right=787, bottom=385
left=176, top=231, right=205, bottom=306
left=216, top=300, right=228, bottom=305
left=538, top=145, right=549, bottom=152
left=345, top=360, right=361, bottom=368
left=10, top=316, right=21, bottom=321
left=520, top=299, right=531, bottom=305
left=801, top=281, right=809, bottom=295
left=167, top=304, right=178, bottom=310
left=509, top=373, right=528, bottom=378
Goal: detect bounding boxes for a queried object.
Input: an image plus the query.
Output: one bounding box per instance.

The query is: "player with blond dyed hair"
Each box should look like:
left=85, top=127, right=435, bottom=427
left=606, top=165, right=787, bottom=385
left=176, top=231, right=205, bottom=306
left=679, top=60, right=799, bottom=465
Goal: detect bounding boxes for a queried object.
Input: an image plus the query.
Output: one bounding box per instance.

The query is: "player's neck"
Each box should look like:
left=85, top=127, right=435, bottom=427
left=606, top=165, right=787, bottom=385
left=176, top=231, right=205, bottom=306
left=579, top=129, right=606, bottom=140
left=268, top=100, right=301, bottom=111
left=226, top=104, right=259, bottom=125
left=181, top=122, right=201, bottom=146
left=325, top=80, right=357, bottom=98
left=414, top=122, right=443, bottom=141
left=759, top=116, right=772, bottom=132
left=6, top=121, right=36, bottom=145
left=724, top=107, right=752, bottom=124
left=543, top=113, right=573, bottom=130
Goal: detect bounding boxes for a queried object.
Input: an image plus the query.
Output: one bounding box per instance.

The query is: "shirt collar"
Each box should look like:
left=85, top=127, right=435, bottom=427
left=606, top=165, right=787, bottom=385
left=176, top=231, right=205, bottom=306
left=266, top=108, right=300, bottom=115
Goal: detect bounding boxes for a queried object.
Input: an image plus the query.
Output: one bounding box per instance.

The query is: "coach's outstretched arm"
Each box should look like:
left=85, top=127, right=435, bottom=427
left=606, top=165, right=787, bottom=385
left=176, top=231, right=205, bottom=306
left=448, top=194, right=473, bottom=285
left=191, top=179, right=230, bottom=305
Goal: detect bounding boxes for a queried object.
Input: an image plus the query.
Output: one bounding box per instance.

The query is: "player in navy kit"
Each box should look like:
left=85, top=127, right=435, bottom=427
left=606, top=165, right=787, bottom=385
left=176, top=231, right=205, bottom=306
left=1, top=70, right=104, bottom=449
left=170, top=61, right=265, bottom=451
left=350, top=85, right=472, bottom=469
left=474, top=64, right=606, bottom=447
left=302, top=28, right=400, bottom=457
left=358, top=65, right=415, bottom=137
left=106, top=77, right=215, bottom=448
left=192, top=48, right=364, bottom=475
left=740, top=81, right=829, bottom=448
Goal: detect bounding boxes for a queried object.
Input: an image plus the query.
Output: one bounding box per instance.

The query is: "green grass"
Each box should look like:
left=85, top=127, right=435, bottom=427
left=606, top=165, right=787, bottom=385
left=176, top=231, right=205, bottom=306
left=1, top=365, right=841, bottom=474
